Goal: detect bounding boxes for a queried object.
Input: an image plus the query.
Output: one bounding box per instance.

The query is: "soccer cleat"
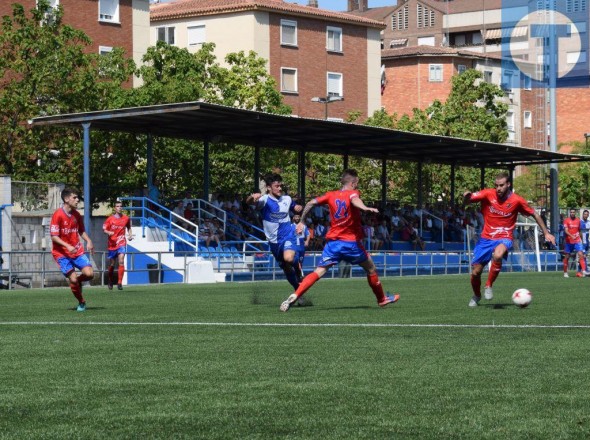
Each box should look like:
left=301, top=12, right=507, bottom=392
left=484, top=286, right=493, bottom=300
left=564, top=272, right=569, bottom=278
left=378, top=293, right=400, bottom=307
left=117, top=284, right=123, bottom=291
left=576, top=272, right=584, bottom=278
left=583, top=270, right=590, bottom=276
left=76, top=302, right=86, bottom=312
left=108, top=282, right=113, bottom=290
left=468, top=296, right=481, bottom=307
left=280, top=294, right=298, bottom=312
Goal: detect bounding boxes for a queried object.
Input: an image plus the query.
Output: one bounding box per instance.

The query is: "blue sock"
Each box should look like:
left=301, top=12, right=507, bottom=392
left=284, top=267, right=300, bottom=290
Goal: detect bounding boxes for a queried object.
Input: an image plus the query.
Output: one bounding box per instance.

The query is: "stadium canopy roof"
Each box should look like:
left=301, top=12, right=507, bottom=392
left=30, top=101, right=590, bottom=168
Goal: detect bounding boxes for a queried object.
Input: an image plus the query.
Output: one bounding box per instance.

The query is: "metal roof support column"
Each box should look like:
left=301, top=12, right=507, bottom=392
left=417, top=161, right=423, bottom=208
left=381, top=158, right=387, bottom=209
left=343, top=153, right=349, bottom=170
left=298, top=149, right=306, bottom=202
left=253, top=146, right=260, bottom=194
left=450, top=164, right=456, bottom=208
left=508, top=166, right=515, bottom=189
left=82, top=123, right=91, bottom=232
left=480, top=167, right=486, bottom=190
left=146, top=134, right=154, bottom=192
left=203, top=138, right=210, bottom=201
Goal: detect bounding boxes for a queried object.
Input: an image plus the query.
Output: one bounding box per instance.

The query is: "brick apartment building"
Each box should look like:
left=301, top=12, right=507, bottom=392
left=351, top=0, right=590, bottom=150
left=149, top=0, right=385, bottom=120
left=0, top=0, right=150, bottom=87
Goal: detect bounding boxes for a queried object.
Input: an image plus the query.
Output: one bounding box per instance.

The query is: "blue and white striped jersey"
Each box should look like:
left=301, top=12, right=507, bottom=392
left=256, top=194, right=296, bottom=244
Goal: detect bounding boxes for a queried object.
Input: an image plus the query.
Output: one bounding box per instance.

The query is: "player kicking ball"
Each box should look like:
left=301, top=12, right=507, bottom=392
left=464, top=172, right=555, bottom=307
left=280, top=169, right=399, bottom=312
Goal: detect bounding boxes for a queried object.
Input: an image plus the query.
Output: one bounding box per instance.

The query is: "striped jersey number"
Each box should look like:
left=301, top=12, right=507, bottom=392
left=334, top=199, right=349, bottom=220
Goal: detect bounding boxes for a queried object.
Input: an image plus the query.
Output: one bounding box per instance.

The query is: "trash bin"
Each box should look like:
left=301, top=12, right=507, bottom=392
left=147, top=263, right=162, bottom=284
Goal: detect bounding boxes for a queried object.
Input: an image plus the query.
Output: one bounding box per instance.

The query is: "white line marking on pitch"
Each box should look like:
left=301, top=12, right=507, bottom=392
left=1, top=322, right=590, bottom=329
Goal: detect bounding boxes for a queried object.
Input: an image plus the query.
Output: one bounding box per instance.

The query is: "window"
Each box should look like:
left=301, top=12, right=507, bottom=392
left=281, top=19, right=297, bottom=46
left=429, top=64, right=442, bottom=82
left=157, top=26, right=175, bottom=45
left=392, top=4, right=409, bottom=30
left=566, top=0, right=587, bottom=12
left=454, top=34, right=466, bottom=46
left=567, top=50, right=587, bottom=64
left=188, top=24, right=206, bottom=46
left=99, top=0, right=119, bottom=23
left=506, top=110, right=515, bottom=130
left=568, top=21, right=587, bottom=34
left=522, top=73, right=532, bottom=90
left=502, top=70, right=514, bottom=91
left=327, top=72, right=343, bottom=97
left=39, top=0, right=59, bottom=24
left=418, top=36, right=435, bottom=46
left=99, top=46, right=113, bottom=55
left=483, top=70, right=493, bottom=83
left=523, top=111, right=532, bottom=128
left=327, top=26, right=342, bottom=52
left=281, top=68, right=298, bottom=93
left=457, top=64, right=467, bottom=74
left=417, top=4, right=435, bottom=28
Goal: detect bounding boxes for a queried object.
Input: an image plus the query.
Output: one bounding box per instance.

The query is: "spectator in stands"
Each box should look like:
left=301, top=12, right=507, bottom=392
left=181, top=191, right=193, bottom=207
left=313, top=219, right=328, bottom=250
left=391, top=209, right=403, bottom=233
left=376, top=219, right=392, bottom=250
left=401, top=222, right=425, bottom=251
left=201, top=218, right=222, bottom=248
left=184, top=202, right=196, bottom=224
left=172, top=201, right=185, bottom=226
left=363, top=220, right=382, bottom=251
left=226, top=216, right=246, bottom=242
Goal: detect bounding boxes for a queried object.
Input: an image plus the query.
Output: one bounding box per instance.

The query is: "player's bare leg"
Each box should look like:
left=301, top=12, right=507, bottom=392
left=280, top=266, right=327, bottom=312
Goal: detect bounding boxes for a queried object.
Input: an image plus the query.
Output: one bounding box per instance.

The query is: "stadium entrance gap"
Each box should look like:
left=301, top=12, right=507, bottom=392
left=30, top=101, right=590, bottom=233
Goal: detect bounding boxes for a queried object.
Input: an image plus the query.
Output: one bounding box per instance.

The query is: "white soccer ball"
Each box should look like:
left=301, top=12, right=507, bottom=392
left=512, top=288, right=532, bottom=308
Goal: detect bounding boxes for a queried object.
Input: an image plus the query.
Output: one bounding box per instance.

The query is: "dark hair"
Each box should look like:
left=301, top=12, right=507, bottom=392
left=264, top=173, right=283, bottom=187
left=61, top=187, right=78, bottom=202
left=341, top=168, right=358, bottom=185
left=495, top=171, right=511, bottom=183
left=584, top=210, right=589, bottom=214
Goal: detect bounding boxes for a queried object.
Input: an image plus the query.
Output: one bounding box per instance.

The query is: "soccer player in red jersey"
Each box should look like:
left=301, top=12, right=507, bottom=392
left=562, top=208, right=589, bottom=278
left=279, top=169, right=400, bottom=312
left=50, top=188, right=95, bottom=312
left=464, top=172, right=555, bottom=307
left=103, top=201, right=133, bottom=290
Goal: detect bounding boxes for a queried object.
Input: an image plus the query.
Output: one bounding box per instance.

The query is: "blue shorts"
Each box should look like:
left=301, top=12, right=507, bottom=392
left=107, top=246, right=126, bottom=260
left=471, top=238, right=513, bottom=266
left=294, top=248, right=306, bottom=265
left=564, top=242, right=585, bottom=254
left=318, top=240, right=368, bottom=267
left=269, top=239, right=297, bottom=263
left=55, top=254, right=92, bottom=277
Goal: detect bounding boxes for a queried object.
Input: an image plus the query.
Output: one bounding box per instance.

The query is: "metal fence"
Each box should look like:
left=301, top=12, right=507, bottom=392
left=0, top=249, right=563, bottom=289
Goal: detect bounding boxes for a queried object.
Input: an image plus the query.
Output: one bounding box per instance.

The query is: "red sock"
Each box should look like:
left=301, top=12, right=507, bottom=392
left=108, top=266, right=114, bottom=284
left=118, top=266, right=125, bottom=284
left=563, top=259, right=569, bottom=272
left=70, top=282, right=84, bottom=304
left=367, top=272, right=386, bottom=302
left=580, top=258, right=587, bottom=271
left=470, top=274, right=481, bottom=297
left=486, top=260, right=502, bottom=287
left=294, top=272, right=320, bottom=298
left=78, top=273, right=92, bottom=283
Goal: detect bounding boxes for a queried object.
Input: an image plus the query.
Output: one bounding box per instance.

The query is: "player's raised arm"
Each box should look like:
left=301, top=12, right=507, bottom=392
left=246, top=193, right=262, bottom=205
left=350, top=196, right=379, bottom=213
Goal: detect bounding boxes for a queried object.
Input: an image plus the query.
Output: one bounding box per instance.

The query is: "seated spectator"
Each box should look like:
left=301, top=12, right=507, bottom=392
left=363, top=221, right=382, bottom=251
left=200, top=218, right=221, bottom=248
left=313, top=220, right=328, bottom=250
left=401, top=222, right=425, bottom=251
left=375, top=219, right=392, bottom=250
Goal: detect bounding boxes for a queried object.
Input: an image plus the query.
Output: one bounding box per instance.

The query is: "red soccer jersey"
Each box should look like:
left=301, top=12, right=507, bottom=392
left=315, top=189, right=364, bottom=241
left=103, top=214, right=131, bottom=250
left=50, top=207, right=85, bottom=259
left=563, top=217, right=582, bottom=244
left=469, top=188, right=535, bottom=240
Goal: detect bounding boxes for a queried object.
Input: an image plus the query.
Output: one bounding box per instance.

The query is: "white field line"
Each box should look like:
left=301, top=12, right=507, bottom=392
left=1, top=321, right=590, bottom=329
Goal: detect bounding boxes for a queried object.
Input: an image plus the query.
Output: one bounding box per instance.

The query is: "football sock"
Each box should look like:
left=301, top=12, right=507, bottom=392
left=284, top=267, right=300, bottom=290
left=580, top=258, right=587, bottom=271
left=470, top=274, right=481, bottom=297
left=78, top=273, right=92, bottom=283
left=108, top=266, right=114, bottom=284
left=367, top=272, right=386, bottom=302
left=118, top=266, right=125, bottom=284
left=563, top=260, right=568, bottom=272
left=294, top=272, right=320, bottom=298
left=486, top=260, right=502, bottom=287
left=70, top=281, right=84, bottom=304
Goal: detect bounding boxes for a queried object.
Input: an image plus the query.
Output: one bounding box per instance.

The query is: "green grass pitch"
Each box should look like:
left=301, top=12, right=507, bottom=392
left=1, top=272, right=590, bottom=439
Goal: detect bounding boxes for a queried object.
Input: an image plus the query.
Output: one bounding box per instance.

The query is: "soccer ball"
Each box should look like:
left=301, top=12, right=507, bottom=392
left=512, top=288, right=532, bottom=308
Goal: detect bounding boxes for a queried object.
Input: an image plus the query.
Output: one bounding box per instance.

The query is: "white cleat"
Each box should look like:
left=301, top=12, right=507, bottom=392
left=484, top=286, right=493, bottom=300
left=564, top=272, right=569, bottom=278
left=468, top=296, right=481, bottom=307
left=280, top=294, right=298, bottom=312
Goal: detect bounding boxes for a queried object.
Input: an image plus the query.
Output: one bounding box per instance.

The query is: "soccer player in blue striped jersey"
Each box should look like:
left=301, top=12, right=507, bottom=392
left=247, top=174, right=302, bottom=290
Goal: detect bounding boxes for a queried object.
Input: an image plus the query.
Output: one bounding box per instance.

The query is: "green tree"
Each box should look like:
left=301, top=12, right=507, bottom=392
left=0, top=1, right=134, bottom=184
